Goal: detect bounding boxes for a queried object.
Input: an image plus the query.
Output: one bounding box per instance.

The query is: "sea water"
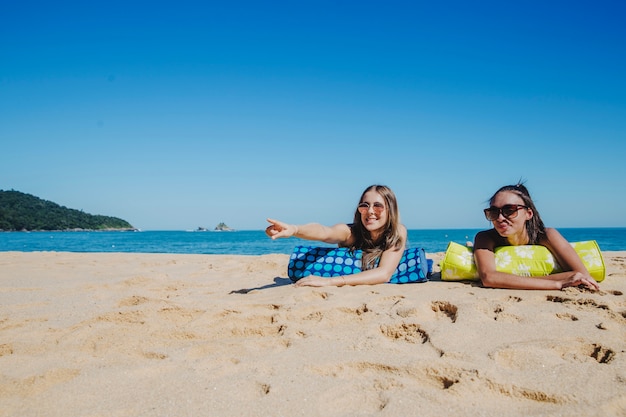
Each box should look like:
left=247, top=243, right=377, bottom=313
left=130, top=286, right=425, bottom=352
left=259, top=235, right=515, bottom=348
left=1, top=228, right=625, bottom=255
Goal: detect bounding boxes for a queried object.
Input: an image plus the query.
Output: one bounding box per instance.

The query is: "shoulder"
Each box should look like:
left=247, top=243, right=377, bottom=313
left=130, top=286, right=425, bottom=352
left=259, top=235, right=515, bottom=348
left=396, top=224, right=408, bottom=248
left=475, top=229, right=493, bottom=239
left=333, top=223, right=354, bottom=246
left=539, top=227, right=568, bottom=247
left=474, top=228, right=500, bottom=249
left=543, top=227, right=561, bottom=238
left=539, top=227, right=565, bottom=245
left=332, top=223, right=352, bottom=237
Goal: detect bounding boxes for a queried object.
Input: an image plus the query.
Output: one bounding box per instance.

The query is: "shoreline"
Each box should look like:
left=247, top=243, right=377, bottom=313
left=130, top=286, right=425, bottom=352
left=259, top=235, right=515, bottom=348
left=1, top=251, right=624, bottom=416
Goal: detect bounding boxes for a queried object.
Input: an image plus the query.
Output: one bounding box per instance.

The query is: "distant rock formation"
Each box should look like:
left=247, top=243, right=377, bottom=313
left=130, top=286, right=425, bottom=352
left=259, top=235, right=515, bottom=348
left=214, top=222, right=234, bottom=231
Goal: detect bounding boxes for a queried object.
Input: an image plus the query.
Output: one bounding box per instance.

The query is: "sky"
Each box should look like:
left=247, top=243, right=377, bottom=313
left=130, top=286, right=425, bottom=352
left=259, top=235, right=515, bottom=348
left=2, top=0, right=625, bottom=231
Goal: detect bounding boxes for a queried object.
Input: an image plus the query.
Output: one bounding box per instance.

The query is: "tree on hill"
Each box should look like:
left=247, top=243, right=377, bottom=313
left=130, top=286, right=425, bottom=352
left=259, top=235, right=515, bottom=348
left=0, top=190, right=134, bottom=231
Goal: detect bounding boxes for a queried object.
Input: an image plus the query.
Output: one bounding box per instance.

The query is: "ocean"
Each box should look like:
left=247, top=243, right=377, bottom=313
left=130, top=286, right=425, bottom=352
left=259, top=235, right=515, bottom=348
left=1, top=228, right=625, bottom=255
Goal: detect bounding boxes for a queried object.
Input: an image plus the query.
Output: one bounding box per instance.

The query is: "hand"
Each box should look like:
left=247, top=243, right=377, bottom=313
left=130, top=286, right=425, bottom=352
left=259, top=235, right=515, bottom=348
left=265, top=218, right=296, bottom=240
left=294, top=276, right=335, bottom=287
left=561, top=271, right=600, bottom=291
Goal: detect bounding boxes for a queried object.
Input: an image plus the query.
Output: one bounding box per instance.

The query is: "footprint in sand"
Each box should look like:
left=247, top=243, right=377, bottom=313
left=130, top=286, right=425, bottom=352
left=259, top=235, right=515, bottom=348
left=118, top=295, right=150, bottom=307
left=485, top=379, right=566, bottom=404
left=423, top=366, right=469, bottom=390
left=550, top=340, right=617, bottom=364
left=339, top=303, right=370, bottom=316
left=157, top=306, right=204, bottom=325
left=546, top=294, right=626, bottom=324
left=431, top=301, right=458, bottom=323
left=205, top=308, right=292, bottom=349
left=480, top=296, right=524, bottom=322
left=142, top=351, right=168, bottom=360
left=556, top=312, right=579, bottom=321
left=2, top=368, right=81, bottom=397
left=0, top=343, right=13, bottom=356
left=489, top=342, right=565, bottom=371
left=380, top=323, right=429, bottom=344
left=303, top=311, right=324, bottom=322
left=395, top=306, right=419, bottom=318
left=257, top=382, right=271, bottom=395
left=492, top=305, right=522, bottom=322
left=588, top=343, right=616, bottom=364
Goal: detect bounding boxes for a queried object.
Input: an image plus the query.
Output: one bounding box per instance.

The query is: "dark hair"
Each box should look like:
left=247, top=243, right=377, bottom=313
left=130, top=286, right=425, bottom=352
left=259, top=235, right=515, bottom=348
left=489, top=182, right=546, bottom=244
left=349, top=184, right=404, bottom=269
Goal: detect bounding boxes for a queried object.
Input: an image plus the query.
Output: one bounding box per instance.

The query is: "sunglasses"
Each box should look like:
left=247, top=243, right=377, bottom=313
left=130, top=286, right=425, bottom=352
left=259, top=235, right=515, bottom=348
left=484, top=204, right=528, bottom=221
left=358, top=202, right=385, bottom=214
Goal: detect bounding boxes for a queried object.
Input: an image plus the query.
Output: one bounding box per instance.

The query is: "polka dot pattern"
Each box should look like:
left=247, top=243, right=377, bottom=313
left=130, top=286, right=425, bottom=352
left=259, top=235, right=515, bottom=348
left=387, top=247, right=428, bottom=284
left=288, top=246, right=363, bottom=280
left=288, top=246, right=429, bottom=284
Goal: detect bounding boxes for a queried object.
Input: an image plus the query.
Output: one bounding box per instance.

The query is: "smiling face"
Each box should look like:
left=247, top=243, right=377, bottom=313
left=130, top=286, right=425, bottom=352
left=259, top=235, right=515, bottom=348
left=358, top=189, right=388, bottom=241
left=490, top=191, right=533, bottom=245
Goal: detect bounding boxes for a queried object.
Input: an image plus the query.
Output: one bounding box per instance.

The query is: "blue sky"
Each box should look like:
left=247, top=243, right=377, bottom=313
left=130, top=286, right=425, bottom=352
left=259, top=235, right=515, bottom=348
left=2, top=0, right=625, bottom=230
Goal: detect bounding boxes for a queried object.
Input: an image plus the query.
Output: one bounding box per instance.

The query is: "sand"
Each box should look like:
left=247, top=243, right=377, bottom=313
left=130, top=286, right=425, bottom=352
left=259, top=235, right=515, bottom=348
left=0, top=250, right=624, bottom=417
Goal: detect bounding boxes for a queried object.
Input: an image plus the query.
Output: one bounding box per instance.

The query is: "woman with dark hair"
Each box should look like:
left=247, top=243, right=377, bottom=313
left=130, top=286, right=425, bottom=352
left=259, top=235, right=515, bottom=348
left=265, top=184, right=407, bottom=287
left=473, top=183, right=599, bottom=290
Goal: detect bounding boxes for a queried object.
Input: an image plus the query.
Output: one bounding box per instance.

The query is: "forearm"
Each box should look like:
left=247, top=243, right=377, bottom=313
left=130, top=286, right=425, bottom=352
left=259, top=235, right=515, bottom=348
left=480, top=271, right=561, bottom=290
left=341, top=268, right=393, bottom=286
left=296, top=269, right=391, bottom=287
left=541, top=271, right=586, bottom=282
left=293, top=223, right=346, bottom=244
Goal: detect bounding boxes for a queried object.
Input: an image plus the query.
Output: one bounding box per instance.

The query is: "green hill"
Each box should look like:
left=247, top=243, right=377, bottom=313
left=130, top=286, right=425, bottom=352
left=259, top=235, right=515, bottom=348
left=0, top=190, right=135, bottom=231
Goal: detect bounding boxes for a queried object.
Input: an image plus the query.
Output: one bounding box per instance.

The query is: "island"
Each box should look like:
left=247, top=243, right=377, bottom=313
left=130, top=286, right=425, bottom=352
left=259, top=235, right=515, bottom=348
left=0, top=190, right=135, bottom=231
left=214, top=222, right=234, bottom=231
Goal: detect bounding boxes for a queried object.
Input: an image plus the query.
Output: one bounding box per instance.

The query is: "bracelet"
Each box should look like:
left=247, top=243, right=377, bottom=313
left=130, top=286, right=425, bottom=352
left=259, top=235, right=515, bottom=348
left=293, top=225, right=299, bottom=237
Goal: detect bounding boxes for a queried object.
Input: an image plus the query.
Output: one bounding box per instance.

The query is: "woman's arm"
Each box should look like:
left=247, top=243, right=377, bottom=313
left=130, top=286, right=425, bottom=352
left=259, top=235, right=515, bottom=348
left=294, top=225, right=408, bottom=287
left=265, top=218, right=352, bottom=244
left=473, top=229, right=599, bottom=291
left=539, top=228, right=599, bottom=290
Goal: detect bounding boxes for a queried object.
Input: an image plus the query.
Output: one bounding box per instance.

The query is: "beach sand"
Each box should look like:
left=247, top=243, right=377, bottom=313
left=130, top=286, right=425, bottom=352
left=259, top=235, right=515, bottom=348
left=0, top=251, right=624, bottom=417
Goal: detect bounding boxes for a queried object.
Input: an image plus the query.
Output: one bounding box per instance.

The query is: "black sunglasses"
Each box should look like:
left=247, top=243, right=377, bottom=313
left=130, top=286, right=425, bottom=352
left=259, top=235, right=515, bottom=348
left=484, top=204, right=528, bottom=221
